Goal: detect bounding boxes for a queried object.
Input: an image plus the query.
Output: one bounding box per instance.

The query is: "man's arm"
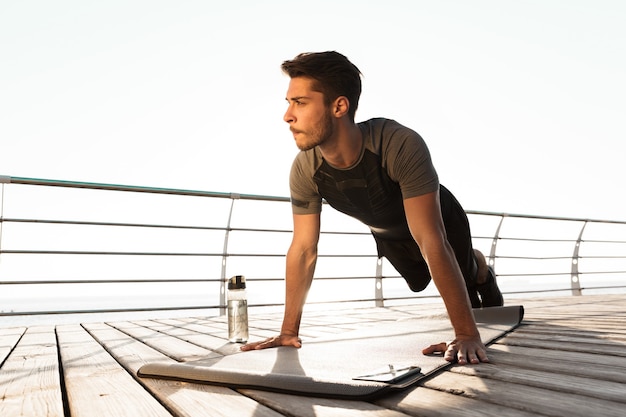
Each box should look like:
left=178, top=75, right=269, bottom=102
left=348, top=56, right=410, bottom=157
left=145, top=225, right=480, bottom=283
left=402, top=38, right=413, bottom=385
left=241, top=212, right=320, bottom=351
left=403, top=191, right=489, bottom=364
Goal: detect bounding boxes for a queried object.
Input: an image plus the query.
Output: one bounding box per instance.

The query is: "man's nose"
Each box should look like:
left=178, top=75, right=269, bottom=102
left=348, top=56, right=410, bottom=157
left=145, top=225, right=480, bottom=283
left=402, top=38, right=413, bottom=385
left=283, top=106, right=294, bottom=123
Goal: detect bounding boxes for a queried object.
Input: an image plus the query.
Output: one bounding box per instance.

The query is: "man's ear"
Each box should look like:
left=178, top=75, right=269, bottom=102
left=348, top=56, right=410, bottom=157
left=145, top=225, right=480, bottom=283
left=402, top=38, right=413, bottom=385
left=332, top=96, right=350, bottom=118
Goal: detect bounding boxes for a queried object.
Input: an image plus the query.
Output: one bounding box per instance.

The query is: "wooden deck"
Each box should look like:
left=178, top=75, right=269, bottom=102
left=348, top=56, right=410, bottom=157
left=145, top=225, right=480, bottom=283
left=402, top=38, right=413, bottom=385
left=1, top=293, right=625, bottom=417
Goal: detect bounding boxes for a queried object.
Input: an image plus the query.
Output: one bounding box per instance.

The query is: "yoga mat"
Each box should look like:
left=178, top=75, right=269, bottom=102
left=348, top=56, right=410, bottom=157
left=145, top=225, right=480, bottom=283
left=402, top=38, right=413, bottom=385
left=139, top=305, right=523, bottom=400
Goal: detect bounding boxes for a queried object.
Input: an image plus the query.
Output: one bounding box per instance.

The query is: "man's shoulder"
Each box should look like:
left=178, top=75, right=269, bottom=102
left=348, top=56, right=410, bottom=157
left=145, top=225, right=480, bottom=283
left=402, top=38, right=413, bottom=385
left=357, top=117, right=405, bottom=128
left=359, top=118, right=418, bottom=138
left=358, top=117, right=402, bottom=130
left=359, top=118, right=423, bottom=153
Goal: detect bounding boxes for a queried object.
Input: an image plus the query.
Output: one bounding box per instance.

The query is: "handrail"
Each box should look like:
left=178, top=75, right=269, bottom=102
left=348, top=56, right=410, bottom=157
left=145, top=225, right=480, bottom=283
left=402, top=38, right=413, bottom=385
left=1, top=175, right=626, bottom=317
left=0, top=175, right=288, bottom=202
left=5, top=175, right=626, bottom=224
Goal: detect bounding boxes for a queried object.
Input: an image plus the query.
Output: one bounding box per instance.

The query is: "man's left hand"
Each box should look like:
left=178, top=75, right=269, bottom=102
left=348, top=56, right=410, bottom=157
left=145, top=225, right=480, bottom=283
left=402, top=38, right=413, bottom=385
left=422, top=336, right=489, bottom=364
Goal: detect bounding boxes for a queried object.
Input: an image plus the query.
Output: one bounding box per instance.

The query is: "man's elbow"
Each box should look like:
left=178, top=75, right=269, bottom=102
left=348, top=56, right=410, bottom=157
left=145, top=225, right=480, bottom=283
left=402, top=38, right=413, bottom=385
left=415, top=233, right=454, bottom=263
left=288, top=243, right=318, bottom=263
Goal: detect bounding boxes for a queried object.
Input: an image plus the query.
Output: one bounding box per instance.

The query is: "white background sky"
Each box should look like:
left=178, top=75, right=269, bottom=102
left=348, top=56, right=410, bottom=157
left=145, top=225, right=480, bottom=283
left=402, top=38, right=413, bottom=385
left=2, top=0, right=625, bottom=221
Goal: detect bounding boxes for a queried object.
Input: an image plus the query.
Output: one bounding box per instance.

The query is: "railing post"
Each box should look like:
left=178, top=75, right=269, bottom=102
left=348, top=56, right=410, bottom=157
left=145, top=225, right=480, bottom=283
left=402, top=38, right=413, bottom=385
left=488, top=215, right=505, bottom=270
left=220, top=194, right=239, bottom=315
left=570, top=221, right=587, bottom=296
left=0, top=182, right=5, bottom=259
left=375, top=257, right=384, bottom=307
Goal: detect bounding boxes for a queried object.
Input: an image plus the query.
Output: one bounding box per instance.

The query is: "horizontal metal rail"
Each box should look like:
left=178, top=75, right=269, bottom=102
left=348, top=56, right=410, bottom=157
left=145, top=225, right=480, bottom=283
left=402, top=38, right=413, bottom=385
left=0, top=175, right=289, bottom=202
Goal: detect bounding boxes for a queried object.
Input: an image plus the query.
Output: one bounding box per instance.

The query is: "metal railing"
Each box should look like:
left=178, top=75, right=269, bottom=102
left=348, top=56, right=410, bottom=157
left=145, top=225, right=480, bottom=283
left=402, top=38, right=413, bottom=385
left=1, top=175, right=625, bottom=317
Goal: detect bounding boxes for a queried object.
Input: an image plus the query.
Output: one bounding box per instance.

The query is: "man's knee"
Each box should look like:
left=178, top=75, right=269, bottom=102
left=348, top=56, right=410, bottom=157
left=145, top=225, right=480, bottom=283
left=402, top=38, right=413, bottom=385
left=405, top=276, right=431, bottom=292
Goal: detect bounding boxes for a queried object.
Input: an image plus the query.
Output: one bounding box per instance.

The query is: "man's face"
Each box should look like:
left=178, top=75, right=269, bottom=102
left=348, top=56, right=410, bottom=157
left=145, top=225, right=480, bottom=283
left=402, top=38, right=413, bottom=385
left=283, top=76, right=334, bottom=151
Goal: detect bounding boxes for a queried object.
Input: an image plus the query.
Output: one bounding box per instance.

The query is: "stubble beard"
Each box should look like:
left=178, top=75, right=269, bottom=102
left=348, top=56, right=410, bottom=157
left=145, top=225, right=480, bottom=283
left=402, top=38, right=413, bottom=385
left=295, top=111, right=335, bottom=152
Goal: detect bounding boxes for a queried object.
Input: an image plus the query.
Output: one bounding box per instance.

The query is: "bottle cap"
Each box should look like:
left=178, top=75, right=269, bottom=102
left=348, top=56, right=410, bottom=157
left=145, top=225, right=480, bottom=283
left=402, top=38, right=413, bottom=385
left=228, top=275, right=246, bottom=290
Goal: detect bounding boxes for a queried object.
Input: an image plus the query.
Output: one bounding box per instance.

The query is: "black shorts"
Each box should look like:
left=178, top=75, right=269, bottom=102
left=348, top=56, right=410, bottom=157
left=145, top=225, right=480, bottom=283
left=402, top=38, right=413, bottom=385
left=373, top=185, right=478, bottom=292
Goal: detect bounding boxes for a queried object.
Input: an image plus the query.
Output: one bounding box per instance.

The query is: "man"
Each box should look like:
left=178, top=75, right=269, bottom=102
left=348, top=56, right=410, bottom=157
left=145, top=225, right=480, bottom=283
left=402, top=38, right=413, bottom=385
left=242, top=51, right=503, bottom=364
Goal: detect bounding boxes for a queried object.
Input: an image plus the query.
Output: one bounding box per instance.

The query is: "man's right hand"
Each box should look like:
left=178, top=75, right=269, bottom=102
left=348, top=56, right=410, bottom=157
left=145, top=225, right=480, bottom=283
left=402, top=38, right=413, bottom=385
left=240, top=334, right=302, bottom=351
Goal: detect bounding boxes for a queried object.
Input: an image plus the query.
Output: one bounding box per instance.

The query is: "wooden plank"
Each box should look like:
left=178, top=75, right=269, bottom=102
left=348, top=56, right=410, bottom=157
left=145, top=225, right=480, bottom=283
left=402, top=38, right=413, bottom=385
left=56, top=324, right=173, bottom=417
left=506, top=296, right=622, bottom=314
left=501, top=332, right=626, bottom=356
left=0, top=327, right=26, bottom=364
left=188, top=317, right=230, bottom=334
left=527, top=309, right=626, bottom=316
left=450, top=362, right=626, bottom=403
left=107, top=321, right=218, bottom=361
left=155, top=319, right=229, bottom=352
left=83, top=322, right=283, bottom=417
left=489, top=344, right=626, bottom=381
left=525, top=308, right=626, bottom=316
left=510, top=327, right=626, bottom=348
left=167, top=317, right=229, bottom=335
left=520, top=318, right=626, bottom=332
left=248, top=317, right=286, bottom=329
left=376, top=385, right=538, bottom=417
left=0, top=326, right=64, bottom=417
left=162, top=317, right=283, bottom=347
left=249, top=327, right=284, bottom=339
left=424, top=367, right=625, bottom=417
left=137, top=319, right=241, bottom=356
left=511, top=324, right=626, bottom=340
left=522, top=316, right=626, bottom=326
left=241, top=388, right=413, bottom=417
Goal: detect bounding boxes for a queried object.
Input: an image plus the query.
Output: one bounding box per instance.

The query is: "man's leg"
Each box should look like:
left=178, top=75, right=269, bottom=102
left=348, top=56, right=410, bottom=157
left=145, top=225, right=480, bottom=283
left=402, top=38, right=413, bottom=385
left=375, top=237, right=483, bottom=308
left=473, top=248, right=503, bottom=307
left=375, top=238, right=432, bottom=293
left=474, top=249, right=489, bottom=284
left=372, top=186, right=503, bottom=307
left=440, top=186, right=503, bottom=308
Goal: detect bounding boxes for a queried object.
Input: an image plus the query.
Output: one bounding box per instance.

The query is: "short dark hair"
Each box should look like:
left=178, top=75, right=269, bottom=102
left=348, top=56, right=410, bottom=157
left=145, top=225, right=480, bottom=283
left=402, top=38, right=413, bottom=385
left=281, top=51, right=362, bottom=121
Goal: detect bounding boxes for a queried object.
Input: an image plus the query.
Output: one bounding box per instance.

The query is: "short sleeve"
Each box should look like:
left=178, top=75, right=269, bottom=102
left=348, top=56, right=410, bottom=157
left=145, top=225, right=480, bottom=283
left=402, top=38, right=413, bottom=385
left=289, top=151, right=323, bottom=215
left=381, top=121, right=439, bottom=199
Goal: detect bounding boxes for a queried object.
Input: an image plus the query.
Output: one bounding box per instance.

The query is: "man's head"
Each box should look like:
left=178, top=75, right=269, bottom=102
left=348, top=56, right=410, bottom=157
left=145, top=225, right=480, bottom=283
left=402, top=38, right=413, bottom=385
left=281, top=51, right=362, bottom=122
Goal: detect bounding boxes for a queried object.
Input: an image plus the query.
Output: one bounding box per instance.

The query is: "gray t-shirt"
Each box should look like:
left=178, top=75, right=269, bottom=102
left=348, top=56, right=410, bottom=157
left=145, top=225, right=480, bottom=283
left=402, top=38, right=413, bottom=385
left=289, top=118, right=439, bottom=237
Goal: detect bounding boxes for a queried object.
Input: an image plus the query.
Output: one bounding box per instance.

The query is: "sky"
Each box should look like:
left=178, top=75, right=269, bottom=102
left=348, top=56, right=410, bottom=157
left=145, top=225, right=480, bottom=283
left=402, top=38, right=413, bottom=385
left=2, top=0, right=626, bottom=221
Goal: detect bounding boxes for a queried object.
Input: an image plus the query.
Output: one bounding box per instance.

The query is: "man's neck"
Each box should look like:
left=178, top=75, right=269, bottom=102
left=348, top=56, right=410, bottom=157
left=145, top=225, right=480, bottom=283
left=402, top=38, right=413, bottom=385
left=318, top=122, right=362, bottom=169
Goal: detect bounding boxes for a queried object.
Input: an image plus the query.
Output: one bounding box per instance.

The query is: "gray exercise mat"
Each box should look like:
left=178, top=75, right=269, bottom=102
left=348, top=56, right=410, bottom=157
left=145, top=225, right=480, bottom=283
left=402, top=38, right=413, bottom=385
left=139, top=305, right=523, bottom=399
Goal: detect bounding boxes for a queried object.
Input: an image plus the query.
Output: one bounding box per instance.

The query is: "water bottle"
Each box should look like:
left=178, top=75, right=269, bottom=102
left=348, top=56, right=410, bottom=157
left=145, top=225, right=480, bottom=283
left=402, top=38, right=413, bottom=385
left=227, top=275, right=248, bottom=343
